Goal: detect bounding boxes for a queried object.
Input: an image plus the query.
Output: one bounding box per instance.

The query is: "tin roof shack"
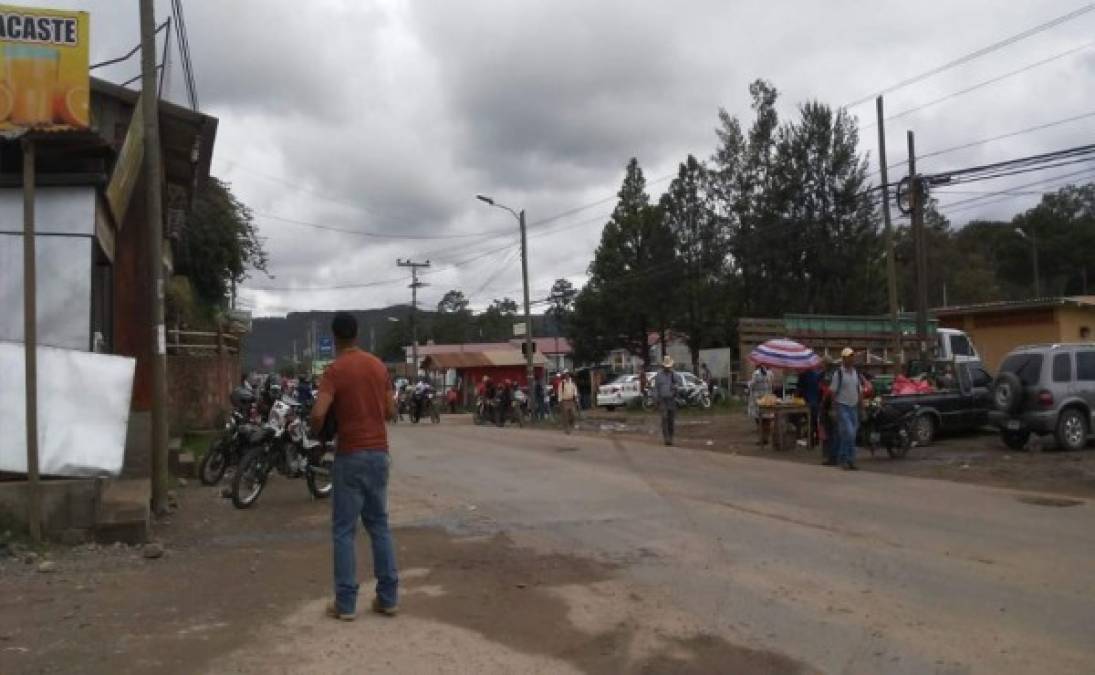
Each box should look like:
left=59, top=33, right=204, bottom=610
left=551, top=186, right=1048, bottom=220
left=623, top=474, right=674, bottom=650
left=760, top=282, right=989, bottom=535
left=935, top=297, right=1095, bottom=372
left=0, top=79, right=216, bottom=539
left=421, top=350, right=546, bottom=406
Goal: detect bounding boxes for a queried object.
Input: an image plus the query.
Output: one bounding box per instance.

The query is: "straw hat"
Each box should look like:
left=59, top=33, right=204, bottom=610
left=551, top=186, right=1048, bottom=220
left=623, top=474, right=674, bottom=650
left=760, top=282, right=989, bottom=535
left=841, top=347, right=855, bottom=358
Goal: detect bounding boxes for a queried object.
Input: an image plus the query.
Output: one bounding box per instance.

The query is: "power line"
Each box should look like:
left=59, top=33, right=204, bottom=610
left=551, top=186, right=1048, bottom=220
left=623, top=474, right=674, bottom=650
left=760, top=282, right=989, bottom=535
left=254, top=211, right=515, bottom=240
left=843, top=3, right=1095, bottom=109
left=862, top=40, right=1095, bottom=129
left=90, top=20, right=168, bottom=70
left=170, top=0, right=198, bottom=109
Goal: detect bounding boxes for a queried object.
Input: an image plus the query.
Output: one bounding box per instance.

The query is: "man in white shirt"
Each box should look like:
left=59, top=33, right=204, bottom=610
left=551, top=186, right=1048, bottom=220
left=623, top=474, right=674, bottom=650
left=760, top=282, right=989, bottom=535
left=558, top=371, right=579, bottom=434
left=830, top=347, right=863, bottom=471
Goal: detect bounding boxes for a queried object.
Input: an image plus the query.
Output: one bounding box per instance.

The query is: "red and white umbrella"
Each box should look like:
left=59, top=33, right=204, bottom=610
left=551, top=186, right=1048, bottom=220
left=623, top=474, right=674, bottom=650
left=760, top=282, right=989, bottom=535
left=748, top=339, right=822, bottom=371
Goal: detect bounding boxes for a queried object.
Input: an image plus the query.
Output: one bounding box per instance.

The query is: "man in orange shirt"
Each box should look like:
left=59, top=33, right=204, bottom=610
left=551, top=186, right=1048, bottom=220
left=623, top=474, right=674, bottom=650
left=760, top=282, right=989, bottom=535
left=311, top=312, right=398, bottom=620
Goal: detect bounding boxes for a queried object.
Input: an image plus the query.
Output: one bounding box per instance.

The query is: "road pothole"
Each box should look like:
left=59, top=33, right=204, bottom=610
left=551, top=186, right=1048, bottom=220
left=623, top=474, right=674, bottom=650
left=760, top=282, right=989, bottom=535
left=1016, top=495, right=1084, bottom=508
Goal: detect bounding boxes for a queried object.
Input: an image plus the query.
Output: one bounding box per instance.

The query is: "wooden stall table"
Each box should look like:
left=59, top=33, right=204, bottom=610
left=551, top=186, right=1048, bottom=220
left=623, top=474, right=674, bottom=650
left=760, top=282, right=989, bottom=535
left=758, top=402, right=814, bottom=451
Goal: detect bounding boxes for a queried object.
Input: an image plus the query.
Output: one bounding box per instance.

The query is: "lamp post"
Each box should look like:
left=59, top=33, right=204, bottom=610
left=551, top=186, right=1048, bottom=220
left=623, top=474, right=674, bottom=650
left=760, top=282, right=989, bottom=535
left=1015, top=227, right=1040, bottom=298
left=477, top=194, right=536, bottom=416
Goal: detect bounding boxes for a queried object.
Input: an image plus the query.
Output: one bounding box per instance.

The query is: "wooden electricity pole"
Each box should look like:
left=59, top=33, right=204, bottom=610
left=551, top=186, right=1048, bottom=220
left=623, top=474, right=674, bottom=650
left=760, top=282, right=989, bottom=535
left=141, top=0, right=169, bottom=514
left=876, top=96, right=901, bottom=363
left=22, top=138, right=42, bottom=542
left=908, top=131, right=929, bottom=361
left=397, top=259, right=431, bottom=375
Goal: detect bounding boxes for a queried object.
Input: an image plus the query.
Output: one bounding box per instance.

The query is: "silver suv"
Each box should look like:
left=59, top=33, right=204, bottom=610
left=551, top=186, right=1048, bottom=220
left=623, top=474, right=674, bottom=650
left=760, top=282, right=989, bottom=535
left=989, top=344, right=1095, bottom=451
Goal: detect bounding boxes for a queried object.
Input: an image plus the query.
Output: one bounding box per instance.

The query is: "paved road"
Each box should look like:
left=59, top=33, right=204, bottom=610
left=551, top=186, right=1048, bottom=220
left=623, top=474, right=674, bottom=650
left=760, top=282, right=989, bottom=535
left=377, top=420, right=1095, bottom=674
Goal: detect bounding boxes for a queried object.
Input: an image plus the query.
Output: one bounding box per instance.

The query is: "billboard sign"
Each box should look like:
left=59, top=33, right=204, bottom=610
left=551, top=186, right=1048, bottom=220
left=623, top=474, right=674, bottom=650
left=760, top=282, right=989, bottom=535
left=0, top=4, right=90, bottom=134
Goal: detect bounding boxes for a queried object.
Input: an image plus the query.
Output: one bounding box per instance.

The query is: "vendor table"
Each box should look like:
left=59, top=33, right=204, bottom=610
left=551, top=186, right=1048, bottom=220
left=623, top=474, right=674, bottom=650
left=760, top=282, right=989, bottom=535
left=758, top=402, right=815, bottom=451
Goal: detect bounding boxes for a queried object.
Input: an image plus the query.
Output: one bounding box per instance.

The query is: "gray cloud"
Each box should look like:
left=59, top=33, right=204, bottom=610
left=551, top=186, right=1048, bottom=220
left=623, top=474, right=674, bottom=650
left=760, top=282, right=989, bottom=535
left=19, top=0, right=1095, bottom=315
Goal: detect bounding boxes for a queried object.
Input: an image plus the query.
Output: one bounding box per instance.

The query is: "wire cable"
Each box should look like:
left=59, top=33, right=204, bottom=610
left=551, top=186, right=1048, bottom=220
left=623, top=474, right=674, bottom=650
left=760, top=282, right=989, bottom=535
left=843, top=2, right=1095, bottom=109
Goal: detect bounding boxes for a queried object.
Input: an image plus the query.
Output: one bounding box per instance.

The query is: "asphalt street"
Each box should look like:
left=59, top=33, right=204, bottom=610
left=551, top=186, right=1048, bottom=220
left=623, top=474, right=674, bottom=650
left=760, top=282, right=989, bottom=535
left=371, top=419, right=1095, bottom=674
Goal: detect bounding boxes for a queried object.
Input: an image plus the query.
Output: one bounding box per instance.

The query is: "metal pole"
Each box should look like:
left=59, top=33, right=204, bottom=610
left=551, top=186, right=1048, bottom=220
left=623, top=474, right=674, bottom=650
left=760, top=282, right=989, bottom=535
left=908, top=130, right=929, bottom=361
left=519, top=210, right=536, bottom=416
left=411, top=267, right=419, bottom=374
left=21, top=139, right=42, bottom=543
left=876, top=97, right=901, bottom=363
left=141, top=0, right=170, bottom=515
left=1031, top=227, right=1041, bottom=298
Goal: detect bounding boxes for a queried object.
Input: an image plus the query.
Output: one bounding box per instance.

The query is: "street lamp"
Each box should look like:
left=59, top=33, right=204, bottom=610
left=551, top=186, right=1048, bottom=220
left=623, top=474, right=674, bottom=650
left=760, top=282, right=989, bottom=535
left=477, top=193, right=536, bottom=416
left=1014, top=227, right=1041, bottom=298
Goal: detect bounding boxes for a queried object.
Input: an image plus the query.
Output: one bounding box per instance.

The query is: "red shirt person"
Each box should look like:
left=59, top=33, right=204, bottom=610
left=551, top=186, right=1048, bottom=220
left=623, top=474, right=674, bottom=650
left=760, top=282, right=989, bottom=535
left=310, top=312, right=399, bottom=620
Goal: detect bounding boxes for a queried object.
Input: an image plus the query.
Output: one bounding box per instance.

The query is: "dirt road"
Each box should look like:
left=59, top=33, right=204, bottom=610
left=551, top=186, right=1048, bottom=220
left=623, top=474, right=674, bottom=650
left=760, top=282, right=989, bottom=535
left=2, top=420, right=1093, bottom=673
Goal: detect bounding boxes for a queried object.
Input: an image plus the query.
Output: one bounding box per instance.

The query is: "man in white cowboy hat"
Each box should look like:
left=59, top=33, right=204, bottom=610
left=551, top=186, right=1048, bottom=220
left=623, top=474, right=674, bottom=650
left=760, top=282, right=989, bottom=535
left=830, top=347, right=864, bottom=470
left=653, top=355, right=681, bottom=446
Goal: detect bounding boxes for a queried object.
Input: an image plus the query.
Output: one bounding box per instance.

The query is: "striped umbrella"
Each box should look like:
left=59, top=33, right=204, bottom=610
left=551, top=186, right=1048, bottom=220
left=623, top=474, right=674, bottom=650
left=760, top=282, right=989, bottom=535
left=748, top=338, right=822, bottom=371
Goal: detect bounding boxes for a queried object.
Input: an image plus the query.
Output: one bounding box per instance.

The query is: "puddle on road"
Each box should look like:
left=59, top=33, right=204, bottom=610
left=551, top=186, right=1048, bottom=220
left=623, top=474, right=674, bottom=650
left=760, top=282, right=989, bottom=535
left=1016, top=495, right=1084, bottom=508
left=400, top=527, right=811, bottom=674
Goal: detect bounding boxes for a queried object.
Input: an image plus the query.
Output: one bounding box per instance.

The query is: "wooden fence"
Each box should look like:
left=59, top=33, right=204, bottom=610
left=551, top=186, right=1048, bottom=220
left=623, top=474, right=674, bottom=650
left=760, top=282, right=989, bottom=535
left=166, top=329, right=240, bottom=356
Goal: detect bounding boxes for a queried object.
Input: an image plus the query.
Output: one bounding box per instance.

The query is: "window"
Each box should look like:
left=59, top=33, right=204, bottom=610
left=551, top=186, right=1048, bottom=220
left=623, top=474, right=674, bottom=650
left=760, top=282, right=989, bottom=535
left=1000, top=354, right=1044, bottom=386
left=950, top=334, right=974, bottom=357
left=1052, top=353, right=1072, bottom=383
left=1077, top=352, right=1095, bottom=381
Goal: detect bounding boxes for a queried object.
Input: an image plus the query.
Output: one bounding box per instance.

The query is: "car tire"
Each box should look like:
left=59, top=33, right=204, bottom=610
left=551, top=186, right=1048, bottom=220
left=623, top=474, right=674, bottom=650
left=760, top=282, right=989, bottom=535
left=912, top=414, right=936, bottom=446
left=1001, top=429, right=1030, bottom=451
left=992, top=372, right=1024, bottom=414
left=1055, top=408, right=1088, bottom=452
left=605, top=406, right=616, bottom=412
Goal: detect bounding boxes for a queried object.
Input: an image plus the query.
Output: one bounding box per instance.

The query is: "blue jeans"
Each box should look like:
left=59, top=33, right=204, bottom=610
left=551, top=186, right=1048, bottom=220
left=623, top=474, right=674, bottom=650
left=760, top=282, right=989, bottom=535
left=837, top=404, right=859, bottom=464
left=332, top=451, right=398, bottom=613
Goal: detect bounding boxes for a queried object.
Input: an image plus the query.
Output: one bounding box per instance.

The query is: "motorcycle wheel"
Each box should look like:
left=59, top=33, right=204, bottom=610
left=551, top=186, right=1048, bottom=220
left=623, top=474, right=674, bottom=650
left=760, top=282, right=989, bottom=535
left=199, top=438, right=228, bottom=486
left=700, top=393, right=712, bottom=409
left=306, top=450, right=334, bottom=499
left=887, top=428, right=913, bottom=459
left=232, top=447, right=270, bottom=509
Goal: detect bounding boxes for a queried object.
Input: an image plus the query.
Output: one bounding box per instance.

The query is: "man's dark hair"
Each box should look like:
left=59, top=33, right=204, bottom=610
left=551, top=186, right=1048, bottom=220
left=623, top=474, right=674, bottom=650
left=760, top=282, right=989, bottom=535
left=332, top=312, right=358, bottom=341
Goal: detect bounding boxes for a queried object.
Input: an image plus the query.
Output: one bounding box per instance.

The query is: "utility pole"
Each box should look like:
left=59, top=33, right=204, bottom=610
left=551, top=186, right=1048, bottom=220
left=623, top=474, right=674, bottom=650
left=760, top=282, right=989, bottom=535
left=518, top=210, right=536, bottom=416
left=908, top=131, right=930, bottom=361
left=1030, top=227, right=1041, bottom=298
left=397, top=259, right=431, bottom=375
left=21, top=138, right=42, bottom=542
left=876, top=97, right=901, bottom=363
left=141, top=0, right=169, bottom=515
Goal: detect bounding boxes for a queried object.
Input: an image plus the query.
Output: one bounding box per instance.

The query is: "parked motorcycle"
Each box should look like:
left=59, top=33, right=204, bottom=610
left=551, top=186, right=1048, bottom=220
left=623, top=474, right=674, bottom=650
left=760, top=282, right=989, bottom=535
left=231, top=396, right=334, bottom=509
left=410, top=386, right=441, bottom=424
left=642, top=384, right=711, bottom=410
left=200, top=385, right=259, bottom=486
left=861, top=398, right=917, bottom=459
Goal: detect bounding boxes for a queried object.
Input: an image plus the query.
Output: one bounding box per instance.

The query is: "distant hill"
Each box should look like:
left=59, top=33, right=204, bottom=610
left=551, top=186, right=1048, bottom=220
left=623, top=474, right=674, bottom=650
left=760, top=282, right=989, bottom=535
left=242, top=305, right=419, bottom=370
left=242, top=305, right=563, bottom=370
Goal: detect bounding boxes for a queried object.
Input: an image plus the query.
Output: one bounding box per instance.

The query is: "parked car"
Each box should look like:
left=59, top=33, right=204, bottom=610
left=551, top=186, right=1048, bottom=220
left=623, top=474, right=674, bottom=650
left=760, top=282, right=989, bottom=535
left=989, top=344, right=1095, bottom=451
left=597, top=374, right=643, bottom=410
left=881, top=361, right=994, bottom=446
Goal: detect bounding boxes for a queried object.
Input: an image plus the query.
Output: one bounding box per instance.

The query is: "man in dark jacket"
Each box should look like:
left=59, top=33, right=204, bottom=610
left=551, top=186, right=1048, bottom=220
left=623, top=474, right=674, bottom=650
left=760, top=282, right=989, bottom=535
left=653, top=356, right=680, bottom=446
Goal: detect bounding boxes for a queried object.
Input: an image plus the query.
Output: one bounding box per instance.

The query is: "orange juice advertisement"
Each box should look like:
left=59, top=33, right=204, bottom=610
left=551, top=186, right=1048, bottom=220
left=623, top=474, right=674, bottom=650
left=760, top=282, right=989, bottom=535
left=0, top=4, right=89, bottom=132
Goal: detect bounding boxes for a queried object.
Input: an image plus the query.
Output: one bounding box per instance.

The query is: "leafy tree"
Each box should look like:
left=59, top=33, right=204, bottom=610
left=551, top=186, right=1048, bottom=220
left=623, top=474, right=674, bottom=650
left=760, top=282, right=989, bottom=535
left=569, top=159, right=676, bottom=371
left=434, top=289, right=473, bottom=343
left=1011, top=183, right=1095, bottom=296
left=475, top=297, right=519, bottom=341
left=174, top=177, right=268, bottom=312
left=545, top=278, right=578, bottom=335
left=660, top=154, right=725, bottom=372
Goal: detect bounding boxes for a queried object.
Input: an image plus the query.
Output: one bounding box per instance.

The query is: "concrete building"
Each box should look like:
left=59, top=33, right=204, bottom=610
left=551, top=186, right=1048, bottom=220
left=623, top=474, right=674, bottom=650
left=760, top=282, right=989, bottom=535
left=935, top=297, right=1095, bottom=371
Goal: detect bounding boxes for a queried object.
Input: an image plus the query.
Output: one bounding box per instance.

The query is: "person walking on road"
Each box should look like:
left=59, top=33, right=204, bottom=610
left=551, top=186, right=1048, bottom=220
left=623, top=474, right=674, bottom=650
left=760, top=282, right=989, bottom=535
left=830, top=347, right=863, bottom=471
left=558, top=371, right=579, bottom=433
left=654, top=356, right=680, bottom=446
left=310, top=312, right=399, bottom=620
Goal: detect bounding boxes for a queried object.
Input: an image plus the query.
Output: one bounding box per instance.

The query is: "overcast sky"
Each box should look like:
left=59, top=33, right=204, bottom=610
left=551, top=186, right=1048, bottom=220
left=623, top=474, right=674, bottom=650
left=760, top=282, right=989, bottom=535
left=22, top=0, right=1095, bottom=316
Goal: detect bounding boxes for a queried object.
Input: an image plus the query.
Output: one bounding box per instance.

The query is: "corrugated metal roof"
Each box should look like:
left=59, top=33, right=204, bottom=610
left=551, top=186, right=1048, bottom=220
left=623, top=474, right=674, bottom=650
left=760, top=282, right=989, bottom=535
left=422, top=350, right=546, bottom=369
left=933, top=296, right=1095, bottom=316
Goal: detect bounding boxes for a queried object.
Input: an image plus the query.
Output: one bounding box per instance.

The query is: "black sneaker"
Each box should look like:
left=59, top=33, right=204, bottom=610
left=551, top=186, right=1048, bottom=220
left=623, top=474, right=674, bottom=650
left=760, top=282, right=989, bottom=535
left=372, top=597, right=399, bottom=617
left=846, top=462, right=859, bottom=471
